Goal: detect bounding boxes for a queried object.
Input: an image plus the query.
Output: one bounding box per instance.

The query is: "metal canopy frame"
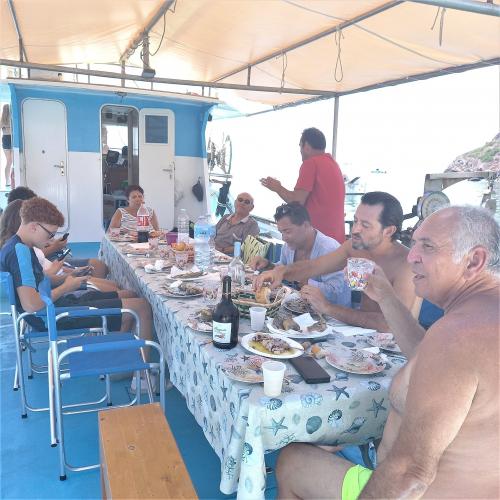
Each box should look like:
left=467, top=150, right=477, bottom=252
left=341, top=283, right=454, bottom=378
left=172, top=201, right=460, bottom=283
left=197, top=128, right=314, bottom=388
left=2, top=0, right=499, bottom=159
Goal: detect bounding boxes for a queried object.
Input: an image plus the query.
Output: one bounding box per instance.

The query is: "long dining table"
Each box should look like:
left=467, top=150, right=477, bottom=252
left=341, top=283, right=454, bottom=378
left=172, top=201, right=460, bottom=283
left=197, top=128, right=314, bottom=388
left=100, top=236, right=406, bottom=499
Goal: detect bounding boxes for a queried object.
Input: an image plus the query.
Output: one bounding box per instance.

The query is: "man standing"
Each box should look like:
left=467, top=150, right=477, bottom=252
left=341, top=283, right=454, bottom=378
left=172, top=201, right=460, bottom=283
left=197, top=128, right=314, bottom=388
left=214, top=192, right=259, bottom=255
left=260, top=127, right=345, bottom=243
left=250, top=202, right=350, bottom=307
left=255, top=192, right=417, bottom=336
left=275, top=206, right=500, bottom=499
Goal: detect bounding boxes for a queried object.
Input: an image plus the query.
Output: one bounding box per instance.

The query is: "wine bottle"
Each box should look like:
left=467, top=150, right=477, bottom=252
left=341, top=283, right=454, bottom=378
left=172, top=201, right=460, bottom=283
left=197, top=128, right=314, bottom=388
left=212, top=276, right=239, bottom=349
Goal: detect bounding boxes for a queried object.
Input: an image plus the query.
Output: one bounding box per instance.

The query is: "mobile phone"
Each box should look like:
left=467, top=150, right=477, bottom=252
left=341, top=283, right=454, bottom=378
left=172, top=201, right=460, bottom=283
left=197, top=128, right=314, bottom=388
left=57, top=248, right=72, bottom=261
left=289, top=356, right=331, bottom=384
left=60, top=232, right=69, bottom=241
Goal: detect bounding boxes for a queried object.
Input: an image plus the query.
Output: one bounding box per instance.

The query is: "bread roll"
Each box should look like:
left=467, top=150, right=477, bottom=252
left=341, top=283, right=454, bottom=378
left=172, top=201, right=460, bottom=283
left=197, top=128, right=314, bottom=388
left=255, top=286, right=271, bottom=304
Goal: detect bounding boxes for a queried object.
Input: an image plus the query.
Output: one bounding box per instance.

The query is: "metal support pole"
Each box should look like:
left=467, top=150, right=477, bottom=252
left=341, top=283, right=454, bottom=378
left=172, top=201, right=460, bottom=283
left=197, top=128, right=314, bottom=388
left=332, top=96, right=340, bottom=158
left=408, top=0, right=499, bottom=16
left=7, top=0, right=27, bottom=62
left=121, top=61, right=125, bottom=87
left=247, top=67, right=251, bottom=86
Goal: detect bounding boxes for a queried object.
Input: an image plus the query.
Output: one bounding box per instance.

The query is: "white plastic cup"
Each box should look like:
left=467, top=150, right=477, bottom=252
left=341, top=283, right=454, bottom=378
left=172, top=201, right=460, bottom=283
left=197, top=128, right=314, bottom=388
left=262, top=361, right=286, bottom=397
left=149, top=237, right=159, bottom=250
left=346, top=258, right=375, bottom=290
left=249, top=306, right=266, bottom=331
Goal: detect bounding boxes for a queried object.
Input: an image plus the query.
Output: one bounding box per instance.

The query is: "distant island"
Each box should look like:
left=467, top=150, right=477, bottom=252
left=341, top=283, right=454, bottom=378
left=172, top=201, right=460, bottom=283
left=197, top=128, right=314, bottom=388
left=446, top=133, right=500, bottom=173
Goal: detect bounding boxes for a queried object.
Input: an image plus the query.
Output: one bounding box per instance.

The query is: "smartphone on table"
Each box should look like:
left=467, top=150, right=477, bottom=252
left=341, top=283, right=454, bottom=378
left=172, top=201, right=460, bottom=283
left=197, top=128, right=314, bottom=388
left=289, top=356, right=331, bottom=384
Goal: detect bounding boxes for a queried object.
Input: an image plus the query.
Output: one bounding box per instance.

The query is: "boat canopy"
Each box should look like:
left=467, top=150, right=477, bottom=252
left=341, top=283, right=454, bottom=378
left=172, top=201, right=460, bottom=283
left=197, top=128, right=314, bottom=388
left=1, top=0, right=499, bottom=107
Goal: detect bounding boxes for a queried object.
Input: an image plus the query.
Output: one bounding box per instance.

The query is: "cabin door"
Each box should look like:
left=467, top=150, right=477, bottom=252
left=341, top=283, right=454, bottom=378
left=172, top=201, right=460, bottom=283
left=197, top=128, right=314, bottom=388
left=138, top=108, right=175, bottom=229
left=22, top=99, right=69, bottom=231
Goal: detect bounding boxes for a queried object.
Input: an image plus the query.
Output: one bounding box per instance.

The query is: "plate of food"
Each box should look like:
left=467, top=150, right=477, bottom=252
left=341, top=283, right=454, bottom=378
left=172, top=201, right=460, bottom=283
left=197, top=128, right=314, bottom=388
left=162, top=282, right=203, bottom=298
left=325, top=347, right=386, bottom=375
left=167, top=268, right=208, bottom=280
left=267, top=313, right=332, bottom=339
left=221, top=356, right=266, bottom=383
left=283, top=294, right=314, bottom=315
left=213, top=254, right=232, bottom=264
left=366, top=332, right=401, bottom=353
left=186, top=308, right=214, bottom=332
left=241, top=332, right=303, bottom=359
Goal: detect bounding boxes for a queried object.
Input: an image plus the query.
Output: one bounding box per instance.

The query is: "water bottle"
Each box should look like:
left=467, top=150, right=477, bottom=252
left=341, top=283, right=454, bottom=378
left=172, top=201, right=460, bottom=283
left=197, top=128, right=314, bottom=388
left=207, top=213, right=216, bottom=269
left=137, top=203, right=150, bottom=243
left=228, top=241, right=245, bottom=286
left=194, top=215, right=210, bottom=271
left=177, top=208, right=190, bottom=244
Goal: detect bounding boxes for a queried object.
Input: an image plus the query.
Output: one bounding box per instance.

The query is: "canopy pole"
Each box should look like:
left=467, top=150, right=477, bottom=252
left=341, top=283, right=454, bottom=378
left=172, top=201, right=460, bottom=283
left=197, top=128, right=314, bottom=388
left=120, top=0, right=176, bottom=63
left=332, top=96, right=340, bottom=159
left=7, top=0, right=28, bottom=64
left=408, top=0, right=499, bottom=16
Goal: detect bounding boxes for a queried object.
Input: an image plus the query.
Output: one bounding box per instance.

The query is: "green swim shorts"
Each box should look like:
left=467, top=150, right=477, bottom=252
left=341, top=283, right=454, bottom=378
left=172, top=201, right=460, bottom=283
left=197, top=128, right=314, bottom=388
left=342, top=464, right=373, bottom=500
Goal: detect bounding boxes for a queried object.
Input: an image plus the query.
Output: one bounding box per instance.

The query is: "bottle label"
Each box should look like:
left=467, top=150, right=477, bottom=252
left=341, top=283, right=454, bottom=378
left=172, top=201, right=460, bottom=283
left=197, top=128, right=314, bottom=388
left=212, top=321, right=232, bottom=344
left=137, top=215, right=149, bottom=229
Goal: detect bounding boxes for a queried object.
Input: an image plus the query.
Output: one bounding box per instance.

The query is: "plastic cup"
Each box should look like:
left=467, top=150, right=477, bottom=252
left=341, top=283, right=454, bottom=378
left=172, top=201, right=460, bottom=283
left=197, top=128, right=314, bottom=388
left=249, top=306, right=266, bottom=331
left=149, top=237, right=159, bottom=250
left=203, top=281, right=220, bottom=305
left=175, top=251, right=190, bottom=269
left=346, top=258, right=375, bottom=290
left=262, top=361, right=286, bottom=397
left=109, top=227, right=120, bottom=238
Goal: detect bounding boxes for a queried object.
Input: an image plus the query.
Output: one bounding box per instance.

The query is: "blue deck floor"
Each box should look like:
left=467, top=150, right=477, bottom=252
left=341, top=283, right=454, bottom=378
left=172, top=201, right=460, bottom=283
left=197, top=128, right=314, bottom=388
left=0, top=244, right=279, bottom=499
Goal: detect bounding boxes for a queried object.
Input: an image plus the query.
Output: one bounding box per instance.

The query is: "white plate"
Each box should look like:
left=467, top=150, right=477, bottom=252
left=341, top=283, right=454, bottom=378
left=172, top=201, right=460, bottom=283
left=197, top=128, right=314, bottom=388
left=166, top=271, right=208, bottom=281
left=366, top=334, right=401, bottom=353
left=162, top=287, right=203, bottom=298
left=325, top=348, right=385, bottom=375
left=241, top=333, right=303, bottom=359
left=186, top=317, right=212, bottom=332
left=332, top=325, right=377, bottom=337
left=266, top=319, right=331, bottom=340
left=221, top=358, right=265, bottom=383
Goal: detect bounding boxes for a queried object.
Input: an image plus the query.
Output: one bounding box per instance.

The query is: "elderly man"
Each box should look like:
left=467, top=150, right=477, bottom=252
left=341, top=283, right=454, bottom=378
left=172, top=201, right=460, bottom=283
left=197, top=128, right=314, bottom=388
left=276, top=206, right=500, bottom=499
left=260, top=127, right=345, bottom=243
left=251, top=202, right=351, bottom=306
left=256, top=192, right=417, bottom=335
left=214, top=192, right=259, bottom=255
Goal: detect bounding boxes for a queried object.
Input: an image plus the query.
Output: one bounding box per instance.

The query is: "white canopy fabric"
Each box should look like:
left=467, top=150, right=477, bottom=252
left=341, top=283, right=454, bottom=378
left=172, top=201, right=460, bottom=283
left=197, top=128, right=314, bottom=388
left=1, top=0, right=499, bottom=105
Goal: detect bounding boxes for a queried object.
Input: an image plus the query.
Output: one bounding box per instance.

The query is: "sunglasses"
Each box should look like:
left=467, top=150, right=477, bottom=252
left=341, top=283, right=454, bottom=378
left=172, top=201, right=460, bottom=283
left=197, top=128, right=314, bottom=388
left=237, top=197, right=252, bottom=205
left=37, top=223, right=56, bottom=240
left=274, top=204, right=292, bottom=218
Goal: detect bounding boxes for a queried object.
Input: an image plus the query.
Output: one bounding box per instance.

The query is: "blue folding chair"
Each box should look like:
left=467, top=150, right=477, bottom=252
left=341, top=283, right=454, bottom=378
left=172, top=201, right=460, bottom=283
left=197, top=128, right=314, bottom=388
left=42, top=289, right=165, bottom=480
left=1, top=272, right=104, bottom=417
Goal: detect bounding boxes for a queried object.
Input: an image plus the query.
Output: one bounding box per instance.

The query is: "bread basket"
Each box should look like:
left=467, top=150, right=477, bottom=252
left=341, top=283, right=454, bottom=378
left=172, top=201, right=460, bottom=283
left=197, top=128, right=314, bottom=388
left=232, top=286, right=289, bottom=318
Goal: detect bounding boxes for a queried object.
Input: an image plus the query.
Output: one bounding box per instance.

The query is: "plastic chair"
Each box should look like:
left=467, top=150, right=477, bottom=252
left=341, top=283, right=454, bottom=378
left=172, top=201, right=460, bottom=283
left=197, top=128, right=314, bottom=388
left=42, top=290, right=165, bottom=480
left=0, top=272, right=107, bottom=417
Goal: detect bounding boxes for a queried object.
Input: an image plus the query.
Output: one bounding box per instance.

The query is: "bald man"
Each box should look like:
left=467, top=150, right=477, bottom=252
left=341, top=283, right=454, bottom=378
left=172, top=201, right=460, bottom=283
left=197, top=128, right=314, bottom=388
left=214, top=192, right=260, bottom=255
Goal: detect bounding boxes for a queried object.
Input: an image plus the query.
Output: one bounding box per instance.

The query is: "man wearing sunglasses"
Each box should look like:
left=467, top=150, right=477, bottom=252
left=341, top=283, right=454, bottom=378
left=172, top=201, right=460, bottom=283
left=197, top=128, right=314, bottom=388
left=214, top=192, right=259, bottom=255
left=260, top=127, right=345, bottom=243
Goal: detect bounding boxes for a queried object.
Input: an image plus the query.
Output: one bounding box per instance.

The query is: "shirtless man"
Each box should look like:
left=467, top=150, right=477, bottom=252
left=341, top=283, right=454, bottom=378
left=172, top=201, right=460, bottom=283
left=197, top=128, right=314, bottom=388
left=255, top=192, right=418, bottom=336
left=276, top=206, right=500, bottom=499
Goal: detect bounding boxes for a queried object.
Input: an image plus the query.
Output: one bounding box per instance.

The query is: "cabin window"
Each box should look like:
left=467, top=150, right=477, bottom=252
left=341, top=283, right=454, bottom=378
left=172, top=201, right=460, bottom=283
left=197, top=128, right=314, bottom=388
left=145, top=115, right=168, bottom=144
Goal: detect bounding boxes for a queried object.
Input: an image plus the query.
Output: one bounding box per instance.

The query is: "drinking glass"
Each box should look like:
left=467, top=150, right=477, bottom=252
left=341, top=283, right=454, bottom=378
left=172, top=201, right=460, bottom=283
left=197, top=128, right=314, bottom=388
left=346, top=258, right=375, bottom=290
left=203, top=281, right=220, bottom=306
left=262, top=361, right=286, bottom=397
left=175, top=251, right=190, bottom=269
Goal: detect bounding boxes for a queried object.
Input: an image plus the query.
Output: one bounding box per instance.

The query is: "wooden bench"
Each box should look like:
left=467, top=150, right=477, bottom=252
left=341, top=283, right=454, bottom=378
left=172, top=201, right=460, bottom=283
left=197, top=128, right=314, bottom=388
left=99, top=403, right=197, bottom=499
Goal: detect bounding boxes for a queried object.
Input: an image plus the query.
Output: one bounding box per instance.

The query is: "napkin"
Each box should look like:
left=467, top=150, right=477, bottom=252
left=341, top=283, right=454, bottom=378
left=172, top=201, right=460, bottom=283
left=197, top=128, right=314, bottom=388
left=293, top=313, right=318, bottom=331
left=170, top=265, right=201, bottom=278
left=332, top=325, right=377, bottom=336
left=129, top=243, right=150, bottom=250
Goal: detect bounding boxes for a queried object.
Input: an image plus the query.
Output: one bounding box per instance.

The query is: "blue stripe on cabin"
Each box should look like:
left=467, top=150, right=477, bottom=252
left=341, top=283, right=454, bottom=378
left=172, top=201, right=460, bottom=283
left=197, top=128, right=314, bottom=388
left=8, top=83, right=213, bottom=157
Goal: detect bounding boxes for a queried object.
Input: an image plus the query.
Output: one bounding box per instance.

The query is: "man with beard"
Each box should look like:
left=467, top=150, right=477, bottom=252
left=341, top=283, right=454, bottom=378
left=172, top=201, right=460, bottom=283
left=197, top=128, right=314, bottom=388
left=255, top=191, right=417, bottom=334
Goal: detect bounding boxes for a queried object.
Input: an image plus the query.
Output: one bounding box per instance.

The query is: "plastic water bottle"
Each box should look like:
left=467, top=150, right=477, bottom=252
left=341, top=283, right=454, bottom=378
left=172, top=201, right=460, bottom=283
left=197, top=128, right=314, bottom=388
left=228, top=241, right=245, bottom=286
left=137, top=203, right=150, bottom=243
left=207, top=213, right=216, bottom=269
left=177, top=208, right=190, bottom=244
left=194, top=215, right=210, bottom=271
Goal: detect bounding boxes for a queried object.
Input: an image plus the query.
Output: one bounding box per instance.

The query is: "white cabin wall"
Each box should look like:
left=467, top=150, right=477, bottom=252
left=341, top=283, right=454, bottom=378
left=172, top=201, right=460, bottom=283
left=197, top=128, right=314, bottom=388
left=67, top=151, right=104, bottom=242
left=174, top=155, right=210, bottom=224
